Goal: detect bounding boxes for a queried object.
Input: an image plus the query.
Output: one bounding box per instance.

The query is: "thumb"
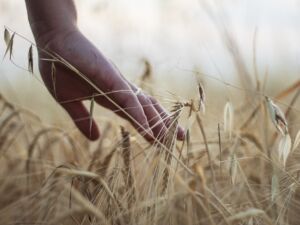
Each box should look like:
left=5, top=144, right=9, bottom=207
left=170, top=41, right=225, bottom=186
left=61, top=101, right=100, bottom=141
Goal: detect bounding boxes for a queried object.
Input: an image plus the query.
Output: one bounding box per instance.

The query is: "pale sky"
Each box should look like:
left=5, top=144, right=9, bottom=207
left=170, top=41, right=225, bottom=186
left=1, top=0, right=300, bottom=84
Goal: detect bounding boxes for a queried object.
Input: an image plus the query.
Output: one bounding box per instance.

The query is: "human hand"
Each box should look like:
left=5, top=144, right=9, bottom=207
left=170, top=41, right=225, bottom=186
left=36, top=28, right=185, bottom=142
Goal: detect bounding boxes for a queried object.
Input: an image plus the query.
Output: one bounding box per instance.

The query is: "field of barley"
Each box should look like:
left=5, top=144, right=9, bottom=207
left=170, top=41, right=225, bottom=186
left=1, top=1, right=300, bottom=225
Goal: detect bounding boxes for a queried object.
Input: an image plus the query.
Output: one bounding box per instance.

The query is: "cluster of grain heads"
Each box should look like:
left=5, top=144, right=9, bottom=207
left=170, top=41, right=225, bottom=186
left=161, top=102, right=183, bottom=195
left=120, top=126, right=136, bottom=208
left=184, top=84, right=217, bottom=189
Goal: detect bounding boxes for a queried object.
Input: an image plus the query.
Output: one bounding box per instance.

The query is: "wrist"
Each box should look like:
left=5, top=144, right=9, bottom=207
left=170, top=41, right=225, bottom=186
left=25, top=0, right=78, bottom=46
left=30, top=21, right=78, bottom=47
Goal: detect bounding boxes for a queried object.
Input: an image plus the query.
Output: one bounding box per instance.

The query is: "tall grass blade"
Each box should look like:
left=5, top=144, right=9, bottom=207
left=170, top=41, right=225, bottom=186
left=89, top=94, right=95, bottom=138
left=51, top=62, right=57, bottom=99
left=278, top=134, right=291, bottom=167
left=292, top=130, right=300, bottom=151
left=28, top=45, right=33, bottom=73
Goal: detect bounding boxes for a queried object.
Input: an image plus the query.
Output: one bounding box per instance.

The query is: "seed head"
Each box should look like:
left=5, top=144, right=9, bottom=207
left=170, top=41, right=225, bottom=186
left=265, top=96, right=288, bottom=135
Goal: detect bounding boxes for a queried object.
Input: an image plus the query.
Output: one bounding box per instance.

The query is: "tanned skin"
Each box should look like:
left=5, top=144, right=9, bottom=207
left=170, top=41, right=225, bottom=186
left=25, top=0, right=184, bottom=142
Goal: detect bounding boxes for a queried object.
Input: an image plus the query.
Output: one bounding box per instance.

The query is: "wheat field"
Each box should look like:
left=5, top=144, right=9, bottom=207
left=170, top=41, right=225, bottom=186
left=1, top=17, right=300, bottom=225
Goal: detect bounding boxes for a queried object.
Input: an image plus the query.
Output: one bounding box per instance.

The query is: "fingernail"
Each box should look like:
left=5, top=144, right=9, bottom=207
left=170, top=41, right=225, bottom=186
left=138, top=124, right=154, bottom=138
left=145, top=127, right=154, bottom=137
left=177, top=127, right=185, bottom=140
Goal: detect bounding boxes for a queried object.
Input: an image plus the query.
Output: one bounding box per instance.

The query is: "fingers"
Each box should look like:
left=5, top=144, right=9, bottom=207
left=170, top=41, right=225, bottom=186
left=94, top=95, right=155, bottom=142
left=136, top=93, right=168, bottom=141
left=90, top=60, right=154, bottom=138
left=90, top=58, right=183, bottom=142
left=107, top=79, right=167, bottom=141
left=149, top=96, right=185, bottom=141
left=123, top=82, right=185, bottom=141
left=95, top=74, right=154, bottom=139
left=61, top=101, right=100, bottom=141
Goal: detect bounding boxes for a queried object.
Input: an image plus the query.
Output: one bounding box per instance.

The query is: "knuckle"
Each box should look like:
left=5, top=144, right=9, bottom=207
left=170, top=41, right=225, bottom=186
left=122, top=93, right=137, bottom=107
left=138, top=94, right=152, bottom=107
left=148, top=96, right=157, bottom=104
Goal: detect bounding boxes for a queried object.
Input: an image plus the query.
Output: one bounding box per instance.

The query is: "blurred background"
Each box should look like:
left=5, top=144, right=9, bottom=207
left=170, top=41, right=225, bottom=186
left=0, top=0, right=299, bottom=125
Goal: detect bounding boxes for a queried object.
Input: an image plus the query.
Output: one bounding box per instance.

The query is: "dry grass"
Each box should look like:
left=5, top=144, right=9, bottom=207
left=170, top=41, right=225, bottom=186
left=1, top=25, right=300, bottom=225
left=1, top=78, right=300, bottom=224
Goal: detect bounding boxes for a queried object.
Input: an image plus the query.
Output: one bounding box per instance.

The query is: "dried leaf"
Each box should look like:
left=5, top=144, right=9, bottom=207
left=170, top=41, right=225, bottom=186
left=292, top=130, right=300, bottom=151
left=51, top=62, right=57, bottom=99
left=28, top=45, right=33, bottom=73
left=265, top=96, right=288, bottom=135
left=3, top=32, right=15, bottom=60
left=89, top=94, right=95, bottom=138
left=278, top=134, right=292, bottom=167
left=4, top=28, right=10, bottom=47
left=198, top=82, right=206, bottom=113
left=224, top=101, right=233, bottom=139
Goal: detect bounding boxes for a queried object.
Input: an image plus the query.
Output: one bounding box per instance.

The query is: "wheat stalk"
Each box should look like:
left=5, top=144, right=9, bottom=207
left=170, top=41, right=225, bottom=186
left=161, top=102, right=183, bottom=195
left=120, top=127, right=136, bottom=208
